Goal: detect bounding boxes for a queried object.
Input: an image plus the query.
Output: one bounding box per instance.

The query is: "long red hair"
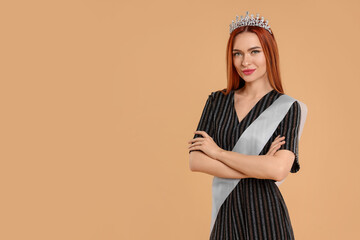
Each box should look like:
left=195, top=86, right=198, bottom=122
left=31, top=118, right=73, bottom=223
left=221, top=26, right=284, bottom=95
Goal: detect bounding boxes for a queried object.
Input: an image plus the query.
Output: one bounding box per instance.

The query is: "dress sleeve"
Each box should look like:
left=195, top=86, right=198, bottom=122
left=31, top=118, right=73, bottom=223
left=276, top=101, right=301, bottom=173
left=189, top=92, right=215, bottom=154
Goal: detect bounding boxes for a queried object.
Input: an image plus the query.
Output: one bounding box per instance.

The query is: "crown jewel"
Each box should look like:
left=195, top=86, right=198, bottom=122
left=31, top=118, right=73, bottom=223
left=229, top=11, right=272, bottom=35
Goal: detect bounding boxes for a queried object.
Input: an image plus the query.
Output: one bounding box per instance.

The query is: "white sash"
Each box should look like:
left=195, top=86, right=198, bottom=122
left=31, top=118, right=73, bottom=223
left=210, top=94, right=307, bottom=233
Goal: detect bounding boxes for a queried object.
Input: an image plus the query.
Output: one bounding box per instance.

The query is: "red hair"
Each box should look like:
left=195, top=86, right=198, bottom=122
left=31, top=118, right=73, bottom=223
left=221, top=26, right=284, bottom=95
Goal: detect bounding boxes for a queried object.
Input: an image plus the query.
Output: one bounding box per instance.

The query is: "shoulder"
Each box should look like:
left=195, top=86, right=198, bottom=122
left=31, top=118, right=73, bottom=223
left=208, top=88, right=232, bottom=101
left=281, top=94, right=308, bottom=117
left=296, top=100, right=308, bottom=116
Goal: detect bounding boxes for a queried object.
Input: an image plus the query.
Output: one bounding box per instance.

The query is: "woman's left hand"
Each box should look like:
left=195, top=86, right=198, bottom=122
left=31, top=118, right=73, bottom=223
left=188, top=130, right=223, bottom=160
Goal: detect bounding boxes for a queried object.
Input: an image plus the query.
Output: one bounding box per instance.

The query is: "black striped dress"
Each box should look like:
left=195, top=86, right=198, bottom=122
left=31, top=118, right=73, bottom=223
left=190, top=88, right=301, bottom=239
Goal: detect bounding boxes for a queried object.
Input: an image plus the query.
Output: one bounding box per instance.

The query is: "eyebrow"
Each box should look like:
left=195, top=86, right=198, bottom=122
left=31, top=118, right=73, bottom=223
left=232, top=46, right=261, bottom=52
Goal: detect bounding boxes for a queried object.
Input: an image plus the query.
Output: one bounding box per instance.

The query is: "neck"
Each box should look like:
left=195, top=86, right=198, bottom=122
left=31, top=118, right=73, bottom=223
left=238, top=77, right=273, bottom=99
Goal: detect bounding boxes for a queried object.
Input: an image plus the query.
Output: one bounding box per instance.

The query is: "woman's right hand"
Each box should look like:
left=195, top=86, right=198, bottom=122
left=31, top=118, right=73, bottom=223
left=266, top=135, right=285, bottom=156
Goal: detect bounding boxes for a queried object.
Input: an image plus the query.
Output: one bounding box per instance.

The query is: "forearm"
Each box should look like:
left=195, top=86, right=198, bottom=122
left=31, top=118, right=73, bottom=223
left=189, top=151, right=250, bottom=179
left=215, top=150, right=280, bottom=181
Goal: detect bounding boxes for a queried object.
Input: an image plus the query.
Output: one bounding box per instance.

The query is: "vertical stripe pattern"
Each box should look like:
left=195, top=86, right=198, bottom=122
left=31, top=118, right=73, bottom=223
left=190, top=89, right=301, bottom=239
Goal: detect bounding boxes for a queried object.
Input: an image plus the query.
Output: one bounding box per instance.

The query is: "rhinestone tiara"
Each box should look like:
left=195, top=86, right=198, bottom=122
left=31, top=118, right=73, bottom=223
left=229, top=11, right=272, bottom=35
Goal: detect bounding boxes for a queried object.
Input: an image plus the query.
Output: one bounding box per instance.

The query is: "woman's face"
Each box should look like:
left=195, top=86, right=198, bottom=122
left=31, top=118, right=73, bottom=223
left=232, top=32, right=268, bottom=84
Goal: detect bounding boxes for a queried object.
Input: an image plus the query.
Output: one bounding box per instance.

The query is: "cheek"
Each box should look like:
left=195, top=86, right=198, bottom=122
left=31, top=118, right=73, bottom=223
left=232, top=58, right=237, bottom=65
left=257, top=55, right=267, bottom=67
left=258, top=60, right=266, bottom=70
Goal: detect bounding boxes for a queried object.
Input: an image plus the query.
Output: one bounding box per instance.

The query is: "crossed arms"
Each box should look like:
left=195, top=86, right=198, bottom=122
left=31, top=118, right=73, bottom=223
left=189, top=149, right=295, bottom=181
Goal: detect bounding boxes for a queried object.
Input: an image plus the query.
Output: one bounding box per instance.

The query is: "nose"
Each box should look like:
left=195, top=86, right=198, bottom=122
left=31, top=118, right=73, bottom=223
left=241, top=53, right=251, bottom=67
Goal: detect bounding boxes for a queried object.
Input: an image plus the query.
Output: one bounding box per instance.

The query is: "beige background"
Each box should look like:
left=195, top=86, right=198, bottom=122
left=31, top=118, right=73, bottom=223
left=0, top=0, right=359, bottom=239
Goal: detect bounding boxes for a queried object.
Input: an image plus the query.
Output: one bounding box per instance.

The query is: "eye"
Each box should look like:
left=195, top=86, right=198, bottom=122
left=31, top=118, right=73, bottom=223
left=233, top=50, right=260, bottom=57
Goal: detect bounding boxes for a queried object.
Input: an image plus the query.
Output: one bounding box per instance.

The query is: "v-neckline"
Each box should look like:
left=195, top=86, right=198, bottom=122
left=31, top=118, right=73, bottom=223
left=232, top=89, right=275, bottom=125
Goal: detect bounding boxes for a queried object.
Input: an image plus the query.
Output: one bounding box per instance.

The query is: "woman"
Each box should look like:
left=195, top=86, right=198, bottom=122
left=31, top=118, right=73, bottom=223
left=188, top=11, right=308, bottom=239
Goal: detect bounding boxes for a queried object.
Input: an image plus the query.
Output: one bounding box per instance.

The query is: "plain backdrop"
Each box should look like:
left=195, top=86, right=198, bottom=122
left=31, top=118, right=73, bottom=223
left=0, top=0, right=359, bottom=239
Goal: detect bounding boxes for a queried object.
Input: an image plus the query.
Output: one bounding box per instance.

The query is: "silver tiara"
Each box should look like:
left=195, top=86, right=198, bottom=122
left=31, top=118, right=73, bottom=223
left=229, top=11, right=272, bottom=35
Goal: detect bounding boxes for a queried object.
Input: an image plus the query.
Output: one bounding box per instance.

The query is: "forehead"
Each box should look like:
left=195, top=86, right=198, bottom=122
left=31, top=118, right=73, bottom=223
left=232, top=32, right=261, bottom=50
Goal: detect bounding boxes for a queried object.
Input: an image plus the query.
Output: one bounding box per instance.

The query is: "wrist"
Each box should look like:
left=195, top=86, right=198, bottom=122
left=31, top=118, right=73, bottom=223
left=215, top=148, right=226, bottom=161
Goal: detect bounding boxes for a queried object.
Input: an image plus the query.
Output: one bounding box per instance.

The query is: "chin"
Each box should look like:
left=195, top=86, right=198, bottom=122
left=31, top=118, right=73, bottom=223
left=241, top=75, right=255, bottom=80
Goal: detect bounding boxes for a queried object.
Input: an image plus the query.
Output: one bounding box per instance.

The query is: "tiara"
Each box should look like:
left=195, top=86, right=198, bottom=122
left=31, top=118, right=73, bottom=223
left=229, top=11, right=272, bottom=35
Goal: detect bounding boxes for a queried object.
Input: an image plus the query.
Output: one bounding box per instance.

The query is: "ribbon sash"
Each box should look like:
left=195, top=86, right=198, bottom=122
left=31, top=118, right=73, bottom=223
left=210, top=94, right=297, bottom=233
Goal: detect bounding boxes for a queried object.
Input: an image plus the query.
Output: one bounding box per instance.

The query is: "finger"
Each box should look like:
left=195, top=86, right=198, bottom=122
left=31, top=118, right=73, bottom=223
left=267, top=139, right=286, bottom=155
left=272, top=140, right=285, bottom=149
left=266, top=148, right=274, bottom=155
left=276, top=139, right=286, bottom=145
left=269, top=138, right=282, bottom=148
left=268, top=145, right=278, bottom=154
left=274, top=136, right=285, bottom=142
left=194, top=130, right=210, bottom=138
left=194, top=130, right=204, bottom=136
left=269, top=140, right=285, bottom=152
left=188, top=138, right=199, bottom=143
left=269, top=142, right=283, bottom=155
left=269, top=148, right=276, bottom=155
left=188, top=144, right=202, bottom=151
left=272, top=136, right=285, bottom=146
left=271, top=141, right=286, bottom=152
left=190, top=138, right=205, bottom=144
left=189, top=141, right=203, bottom=148
left=268, top=145, right=279, bottom=155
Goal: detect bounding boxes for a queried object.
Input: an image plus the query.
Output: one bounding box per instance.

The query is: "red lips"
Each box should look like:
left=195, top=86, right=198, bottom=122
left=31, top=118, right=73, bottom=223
left=242, top=69, right=256, bottom=75
left=242, top=69, right=256, bottom=73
